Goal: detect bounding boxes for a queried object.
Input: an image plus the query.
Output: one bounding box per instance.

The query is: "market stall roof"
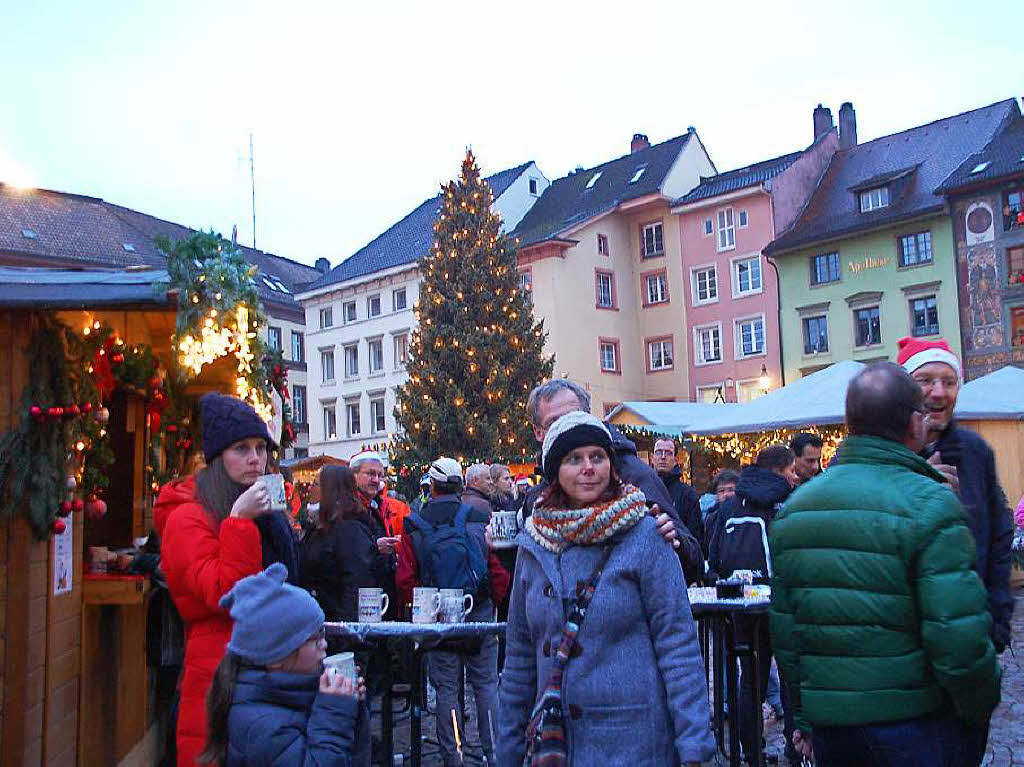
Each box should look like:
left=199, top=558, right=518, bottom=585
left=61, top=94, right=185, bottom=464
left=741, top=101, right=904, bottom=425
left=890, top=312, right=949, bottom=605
left=604, top=401, right=742, bottom=436
left=955, top=366, right=1024, bottom=420
left=0, top=266, right=173, bottom=309
left=689, top=360, right=867, bottom=435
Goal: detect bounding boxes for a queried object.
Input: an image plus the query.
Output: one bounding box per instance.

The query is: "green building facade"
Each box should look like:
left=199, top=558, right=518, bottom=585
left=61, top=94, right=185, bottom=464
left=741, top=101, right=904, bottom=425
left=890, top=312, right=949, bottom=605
left=775, top=213, right=959, bottom=381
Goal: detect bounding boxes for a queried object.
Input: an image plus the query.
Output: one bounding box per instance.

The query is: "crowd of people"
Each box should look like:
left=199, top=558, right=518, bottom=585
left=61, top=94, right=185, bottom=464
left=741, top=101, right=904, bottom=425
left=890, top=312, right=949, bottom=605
left=149, top=334, right=1017, bottom=766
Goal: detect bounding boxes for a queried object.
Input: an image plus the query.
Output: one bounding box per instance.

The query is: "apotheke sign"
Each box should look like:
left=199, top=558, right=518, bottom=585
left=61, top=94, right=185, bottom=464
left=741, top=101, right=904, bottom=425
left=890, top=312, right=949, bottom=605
left=847, top=256, right=891, bottom=274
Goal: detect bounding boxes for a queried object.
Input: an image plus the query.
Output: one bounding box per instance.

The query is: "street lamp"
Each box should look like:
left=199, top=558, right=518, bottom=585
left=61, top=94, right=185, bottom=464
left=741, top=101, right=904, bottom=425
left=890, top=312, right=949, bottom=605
left=759, top=364, right=770, bottom=395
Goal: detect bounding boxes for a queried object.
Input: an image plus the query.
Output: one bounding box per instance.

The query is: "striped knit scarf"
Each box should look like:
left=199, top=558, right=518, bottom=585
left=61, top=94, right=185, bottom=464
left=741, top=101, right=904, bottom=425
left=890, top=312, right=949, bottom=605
left=526, top=485, right=647, bottom=553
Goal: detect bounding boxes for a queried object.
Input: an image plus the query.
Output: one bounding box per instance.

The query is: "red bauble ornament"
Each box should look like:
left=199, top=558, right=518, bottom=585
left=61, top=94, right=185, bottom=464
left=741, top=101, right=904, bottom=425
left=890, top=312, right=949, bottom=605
left=52, top=519, right=67, bottom=535
left=86, top=499, right=107, bottom=520
left=47, top=407, right=59, bottom=419
left=29, top=405, right=42, bottom=420
left=73, top=499, right=85, bottom=513
left=94, top=407, right=109, bottom=424
left=60, top=500, right=73, bottom=515
left=82, top=402, right=93, bottom=413
left=69, top=404, right=81, bottom=417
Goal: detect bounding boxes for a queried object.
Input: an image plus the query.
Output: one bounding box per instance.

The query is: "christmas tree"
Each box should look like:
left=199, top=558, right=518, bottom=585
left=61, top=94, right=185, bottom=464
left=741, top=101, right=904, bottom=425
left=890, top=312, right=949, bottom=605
left=391, top=150, right=554, bottom=487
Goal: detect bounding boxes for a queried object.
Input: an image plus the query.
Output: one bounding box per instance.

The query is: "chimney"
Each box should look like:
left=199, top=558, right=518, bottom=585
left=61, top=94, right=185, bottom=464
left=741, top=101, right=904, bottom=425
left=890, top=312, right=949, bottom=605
left=315, top=257, right=331, bottom=274
left=813, top=104, right=834, bottom=140
left=631, top=133, right=650, bottom=153
left=839, top=102, right=858, bottom=149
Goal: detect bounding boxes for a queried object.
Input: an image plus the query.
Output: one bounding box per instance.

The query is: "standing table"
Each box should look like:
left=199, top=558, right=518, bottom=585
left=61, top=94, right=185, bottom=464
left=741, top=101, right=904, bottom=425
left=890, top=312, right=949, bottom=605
left=325, top=620, right=506, bottom=767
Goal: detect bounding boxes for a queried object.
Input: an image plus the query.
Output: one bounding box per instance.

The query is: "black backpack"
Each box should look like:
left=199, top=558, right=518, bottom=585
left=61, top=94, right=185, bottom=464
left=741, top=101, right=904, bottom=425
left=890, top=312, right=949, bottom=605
left=715, top=502, right=773, bottom=583
left=407, top=504, right=489, bottom=598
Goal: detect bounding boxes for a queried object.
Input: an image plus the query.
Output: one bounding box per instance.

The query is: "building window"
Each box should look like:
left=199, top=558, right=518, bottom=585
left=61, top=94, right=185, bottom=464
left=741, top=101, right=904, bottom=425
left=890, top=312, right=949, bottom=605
left=1003, top=189, right=1024, bottom=231
left=368, top=292, right=385, bottom=317
left=529, top=177, right=539, bottom=195
left=394, top=333, right=409, bottom=368
left=393, top=288, right=407, bottom=311
left=716, top=208, right=735, bottom=251
left=292, top=385, right=307, bottom=424
left=291, top=331, right=305, bottom=363
left=267, top=326, right=282, bottom=350
left=647, top=338, right=674, bottom=371
left=343, top=301, right=356, bottom=323
left=368, top=338, right=384, bottom=373
left=911, top=296, right=939, bottom=337
left=319, top=307, right=333, bottom=329
left=370, top=396, right=386, bottom=433
left=692, top=265, right=718, bottom=304
left=859, top=186, right=890, bottom=212
left=598, top=234, right=610, bottom=256
left=1007, top=246, right=1024, bottom=285
left=641, top=222, right=664, bottom=258
left=323, top=404, right=337, bottom=440
left=343, top=344, right=359, bottom=378
left=585, top=171, right=602, bottom=189
left=738, top=210, right=749, bottom=228
left=643, top=271, right=668, bottom=306
left=345, top=401, right=361, bottom=437
left=735, top=379, right=763, bottom=403
left=899, top=231, right=933, bottom=267
left=695, top=324, right=722, bottom=365
left=733, top=255, right=762, bottom=296
left=519, top=269, right=533, bottom=305
left=320, top=350, right=335, bottom=382
left=803, top=315, right=829, bottom=354
left=736, top=316, right=765, bottom=357
left=811, top=252, right=841, bottom=285
left=703, top=218, right=714, bottom=237
left=595, top=270, right=616, bottom=309
left=599, top=339, right=620, bottom=373
left=697, top=384, right=722, bottom=403
left=854, top=306, right=882, bottom=347
left=1011, top=307, right=1024, bottom=347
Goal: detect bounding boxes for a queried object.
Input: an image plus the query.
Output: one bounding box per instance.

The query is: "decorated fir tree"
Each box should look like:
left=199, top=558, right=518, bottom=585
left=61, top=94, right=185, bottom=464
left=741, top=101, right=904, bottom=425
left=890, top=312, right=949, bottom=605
left=391, top=150, right=553, bottom=486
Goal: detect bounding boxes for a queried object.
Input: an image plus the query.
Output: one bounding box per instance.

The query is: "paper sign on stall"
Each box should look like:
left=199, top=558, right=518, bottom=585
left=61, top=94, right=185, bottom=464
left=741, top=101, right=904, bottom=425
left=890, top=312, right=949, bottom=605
left=54, top=521, right=73, bottom=595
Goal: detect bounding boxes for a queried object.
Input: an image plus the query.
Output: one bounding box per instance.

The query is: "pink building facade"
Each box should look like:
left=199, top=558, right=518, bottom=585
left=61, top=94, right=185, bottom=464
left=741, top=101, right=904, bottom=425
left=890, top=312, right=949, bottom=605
left=672, top=128, right=838, bottom=402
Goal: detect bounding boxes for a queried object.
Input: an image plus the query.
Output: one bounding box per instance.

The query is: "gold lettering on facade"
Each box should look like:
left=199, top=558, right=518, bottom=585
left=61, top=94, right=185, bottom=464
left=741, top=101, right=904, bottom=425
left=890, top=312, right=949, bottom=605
left=847, top=256, right=891, bottom=273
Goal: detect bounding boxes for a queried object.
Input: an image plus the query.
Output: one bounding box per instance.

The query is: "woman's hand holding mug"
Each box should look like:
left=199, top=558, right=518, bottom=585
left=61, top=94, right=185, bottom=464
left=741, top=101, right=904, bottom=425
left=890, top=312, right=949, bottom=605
left=230, top=482, right=271, bottom=519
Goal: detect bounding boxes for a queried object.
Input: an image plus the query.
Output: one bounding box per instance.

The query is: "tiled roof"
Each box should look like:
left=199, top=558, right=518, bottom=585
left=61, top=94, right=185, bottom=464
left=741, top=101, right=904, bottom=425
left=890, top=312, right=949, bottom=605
left=767, top=99, right=1019, bottom=256
left=936, top=113, right=1024, bottom=193
left=677, top=150, right=802, bottom=204
left=511, top=134, right=693, bottom=247
left=304, top=162, right=533, bottom=292
left=0, top=184, right=320, bottom=311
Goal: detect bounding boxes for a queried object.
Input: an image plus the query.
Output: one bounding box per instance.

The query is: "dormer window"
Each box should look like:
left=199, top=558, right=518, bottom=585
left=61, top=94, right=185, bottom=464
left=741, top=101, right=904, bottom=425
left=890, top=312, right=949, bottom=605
left=123, top=243, right=136, bottom=252
left=21, top=228, right=36, bottom=239
left=529, top=178, right=539, bottom=195
left=859, top=186, right=890, bottom=212
left=629, top=166, right=647, bottom=184
left=585, top=171, right=602, bottom=189
left=969, top=162, right=990, bottom=175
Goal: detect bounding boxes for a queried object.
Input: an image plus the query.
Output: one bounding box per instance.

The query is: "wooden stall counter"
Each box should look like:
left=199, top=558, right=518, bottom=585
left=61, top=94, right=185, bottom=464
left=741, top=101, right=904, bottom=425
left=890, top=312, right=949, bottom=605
left=79, top=573, right=153, bottom=767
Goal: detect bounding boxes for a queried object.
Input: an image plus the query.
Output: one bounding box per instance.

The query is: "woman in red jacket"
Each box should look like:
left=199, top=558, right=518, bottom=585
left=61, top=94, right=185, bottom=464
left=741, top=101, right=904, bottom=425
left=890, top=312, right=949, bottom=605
left=155, top=393, right=276, bottom=767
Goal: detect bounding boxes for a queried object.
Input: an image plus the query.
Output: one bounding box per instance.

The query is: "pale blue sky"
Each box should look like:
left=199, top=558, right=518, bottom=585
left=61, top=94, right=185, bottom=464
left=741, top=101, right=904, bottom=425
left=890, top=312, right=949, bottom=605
left=1, top=0, right=1020, bottom=267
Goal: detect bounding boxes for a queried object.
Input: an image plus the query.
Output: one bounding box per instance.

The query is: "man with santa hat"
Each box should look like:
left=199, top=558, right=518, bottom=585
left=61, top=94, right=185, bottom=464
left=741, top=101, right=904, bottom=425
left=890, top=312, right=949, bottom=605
left=897, top=336, right=1014, bottom=654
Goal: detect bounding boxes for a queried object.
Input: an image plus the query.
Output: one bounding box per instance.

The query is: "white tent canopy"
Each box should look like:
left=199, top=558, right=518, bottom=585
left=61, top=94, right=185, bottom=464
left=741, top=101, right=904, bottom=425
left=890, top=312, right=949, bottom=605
left=955, top=366, right=1024, bottom=420
left=604, top=401, right=742, bottom=436
left=688, top=360, right=866, bottom=435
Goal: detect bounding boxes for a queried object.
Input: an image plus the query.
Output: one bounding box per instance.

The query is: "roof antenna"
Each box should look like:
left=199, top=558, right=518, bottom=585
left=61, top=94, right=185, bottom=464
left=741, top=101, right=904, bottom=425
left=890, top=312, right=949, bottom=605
left=248, top=131, right=257, bottom=250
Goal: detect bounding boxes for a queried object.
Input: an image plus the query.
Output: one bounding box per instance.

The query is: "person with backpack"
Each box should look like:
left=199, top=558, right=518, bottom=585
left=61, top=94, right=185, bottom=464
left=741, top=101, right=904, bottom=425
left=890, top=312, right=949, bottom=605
left=708, top=444, right=797, bottom=766
left=396, top=456, right=510, bottom=767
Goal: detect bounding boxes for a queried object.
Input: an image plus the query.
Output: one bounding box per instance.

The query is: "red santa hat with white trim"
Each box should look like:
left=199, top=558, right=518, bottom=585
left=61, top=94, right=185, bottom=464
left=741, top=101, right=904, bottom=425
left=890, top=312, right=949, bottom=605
left=896, top=336, right=961, bottom=380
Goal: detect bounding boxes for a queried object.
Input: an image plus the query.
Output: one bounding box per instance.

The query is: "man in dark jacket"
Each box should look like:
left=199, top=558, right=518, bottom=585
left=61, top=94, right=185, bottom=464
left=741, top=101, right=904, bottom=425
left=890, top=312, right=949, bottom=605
left=461, top=463, right=495, bottom=516
left=652, top=436, right=704, bottom=544
left=708, top=444, right=797, bottom=765
left=772, top=363, right=1000, bottom=765
left=515, top=379, right=704, bottom=583
left=898, top=336, right=1014, bottom=653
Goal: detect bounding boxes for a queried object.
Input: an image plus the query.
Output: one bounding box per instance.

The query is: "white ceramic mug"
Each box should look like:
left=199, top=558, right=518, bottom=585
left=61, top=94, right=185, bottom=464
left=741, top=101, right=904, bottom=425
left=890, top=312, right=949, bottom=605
left=357, top=588, right=389, bottom=622
left=489, top=510, right=519, bottom=549
left=323, top=652, right=358, bottom=684
left=438, top=589, right=474, bottom=623
left=412, top=587, right=441, bottom=624
left=255, top=473, right=288, bottom=512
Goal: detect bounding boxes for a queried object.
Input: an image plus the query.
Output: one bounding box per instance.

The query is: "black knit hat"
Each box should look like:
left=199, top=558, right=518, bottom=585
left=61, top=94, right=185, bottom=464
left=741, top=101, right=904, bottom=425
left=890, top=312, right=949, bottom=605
left=541, top=411, right=614, bottom=483
left=200, top=393, right=274, bottom=463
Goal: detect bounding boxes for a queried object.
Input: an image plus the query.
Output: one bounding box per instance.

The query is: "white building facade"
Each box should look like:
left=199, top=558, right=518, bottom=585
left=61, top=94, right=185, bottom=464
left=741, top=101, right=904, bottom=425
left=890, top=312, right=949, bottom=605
left=297, top=162, right=548, bottom=460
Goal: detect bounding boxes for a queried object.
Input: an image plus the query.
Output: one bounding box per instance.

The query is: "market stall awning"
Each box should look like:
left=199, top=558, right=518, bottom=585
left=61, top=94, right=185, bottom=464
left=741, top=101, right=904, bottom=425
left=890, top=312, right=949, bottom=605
left=689, top=360, right=867, bottom=435
left=605, top=401, right=742, bottom=436
left=0, top=266, right=172, bottom=308
left=955, top=366, right=1024, bottom=420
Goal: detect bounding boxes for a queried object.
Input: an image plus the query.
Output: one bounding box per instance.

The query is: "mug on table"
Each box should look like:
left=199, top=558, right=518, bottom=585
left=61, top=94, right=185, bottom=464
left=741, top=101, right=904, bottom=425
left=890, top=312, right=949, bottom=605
left=439, top=589, right=474, bottom=623
left=412, top=587, right=441, bottom=624
left=357, top=587, right=389, bottom=623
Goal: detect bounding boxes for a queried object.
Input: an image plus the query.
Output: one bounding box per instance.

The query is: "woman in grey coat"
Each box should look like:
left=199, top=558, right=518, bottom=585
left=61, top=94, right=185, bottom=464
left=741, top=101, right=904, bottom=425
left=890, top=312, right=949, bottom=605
left=498, top=412, right=714, bottom=767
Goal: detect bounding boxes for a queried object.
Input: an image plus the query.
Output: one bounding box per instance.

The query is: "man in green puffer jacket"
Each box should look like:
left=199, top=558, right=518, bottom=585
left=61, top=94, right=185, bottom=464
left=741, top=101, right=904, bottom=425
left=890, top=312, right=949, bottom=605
left=770, top=362, right=1001, bottom=767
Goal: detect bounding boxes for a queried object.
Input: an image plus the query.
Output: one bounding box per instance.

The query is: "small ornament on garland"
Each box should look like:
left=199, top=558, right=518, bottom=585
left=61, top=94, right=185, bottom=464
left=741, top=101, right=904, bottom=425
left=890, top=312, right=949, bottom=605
left=51, top=518, right=66, bottom=535
left=86, top=498, right=107, bottom=520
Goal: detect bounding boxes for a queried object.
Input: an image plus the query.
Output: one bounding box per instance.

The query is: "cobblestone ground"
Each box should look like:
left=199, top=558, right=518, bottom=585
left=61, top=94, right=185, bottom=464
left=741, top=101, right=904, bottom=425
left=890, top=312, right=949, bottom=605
left=386, top=588, right=1024, bottom=766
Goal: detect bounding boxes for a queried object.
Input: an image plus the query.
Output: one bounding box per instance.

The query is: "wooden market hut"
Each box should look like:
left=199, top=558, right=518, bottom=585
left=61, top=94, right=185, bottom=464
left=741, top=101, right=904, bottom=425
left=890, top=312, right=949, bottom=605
left=0, top=266, right=181, bottom=766
left=956, top=366, right=1024, bottom=506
